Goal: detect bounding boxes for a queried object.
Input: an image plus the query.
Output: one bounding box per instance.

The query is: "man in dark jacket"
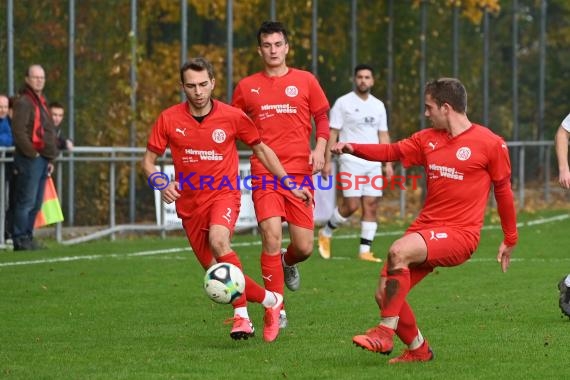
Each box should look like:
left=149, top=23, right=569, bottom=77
left=11, top=64, right=59, bottom=251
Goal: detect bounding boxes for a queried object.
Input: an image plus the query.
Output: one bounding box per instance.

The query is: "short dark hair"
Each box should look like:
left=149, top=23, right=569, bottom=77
left=49, top=101, right=64, bottom=110
left=180, top=57, right=215, bottom=83
left=354, top=64, right=374, bottom=77
left=425, top=78, right=467, bottom=113
left=257, top=21, right=289, bottom=46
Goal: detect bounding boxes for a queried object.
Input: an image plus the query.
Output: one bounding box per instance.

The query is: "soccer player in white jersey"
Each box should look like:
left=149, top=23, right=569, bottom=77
left=554, top=112, right=570, bottom=318
left=319, top=64, right=393, bottom=262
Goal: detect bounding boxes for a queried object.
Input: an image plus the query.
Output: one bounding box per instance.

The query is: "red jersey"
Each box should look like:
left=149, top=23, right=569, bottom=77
left=146, top=100, right=261, bottom=219
left=398, top=125, right=512, bottom=236
left=232, top=68, right=329, bottom=176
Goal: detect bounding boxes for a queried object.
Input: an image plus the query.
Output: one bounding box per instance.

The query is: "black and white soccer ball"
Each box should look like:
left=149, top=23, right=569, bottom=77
left=203, top=263, right=245, bottom=304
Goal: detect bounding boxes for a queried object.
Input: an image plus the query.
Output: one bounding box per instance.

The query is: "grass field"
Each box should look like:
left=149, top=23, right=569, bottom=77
left=1, top=209, right=570, bottom=379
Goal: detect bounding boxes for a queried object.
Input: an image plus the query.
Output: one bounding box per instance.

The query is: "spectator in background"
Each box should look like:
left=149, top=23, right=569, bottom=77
left=11, top=64, right=59, bottom=251
left=49, top=101, right=73, bottom=151
left=0, top=94, right=14, bottom=241
left=0, top=95, right=12, bottom=146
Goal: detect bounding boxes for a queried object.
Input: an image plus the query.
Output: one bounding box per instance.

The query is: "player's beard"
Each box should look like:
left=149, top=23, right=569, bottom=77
left=355, top=85, right=370, bottom=96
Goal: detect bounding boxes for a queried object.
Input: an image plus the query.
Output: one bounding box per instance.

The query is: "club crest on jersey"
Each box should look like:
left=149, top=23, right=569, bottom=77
left=285, top=85, right=298, bottom=97
left=456, top=147, right=471, bottom=161
left=212, top=129, right=226, bottom=143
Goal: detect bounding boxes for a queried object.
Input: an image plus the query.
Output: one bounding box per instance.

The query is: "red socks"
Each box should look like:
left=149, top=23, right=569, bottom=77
left=381, top=267, right=411, bottom=318
left=395, top=301, right=419, bottom=345
left=261, top=252, right=284, bottom=295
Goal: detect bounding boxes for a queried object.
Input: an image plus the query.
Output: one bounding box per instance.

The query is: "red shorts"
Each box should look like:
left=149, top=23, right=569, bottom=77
left=251, top=174, right=315, bottom=229
left=182, top=197, right=240, bottom=269
left=381, top=227, right=479, bottom=282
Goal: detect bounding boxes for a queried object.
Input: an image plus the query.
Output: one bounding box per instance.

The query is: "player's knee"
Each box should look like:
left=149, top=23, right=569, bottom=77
left=209, top=236, right=230, bottom=256
left=260, top=231, right=282, bottom=253
left=262, top=239, right=281, bottom=253
left=387, top=243, right=407, bottom=269
left=343, top=203, right=359, bottom=215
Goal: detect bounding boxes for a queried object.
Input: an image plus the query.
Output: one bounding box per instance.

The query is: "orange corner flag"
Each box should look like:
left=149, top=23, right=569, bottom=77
left=34, top=176, right=64, bottom=228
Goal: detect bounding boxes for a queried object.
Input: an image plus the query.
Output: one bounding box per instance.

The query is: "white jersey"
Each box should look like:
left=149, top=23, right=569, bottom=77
left=562, top=113, right=570, bottom=132
left=329, top=91, right=388, bottom=165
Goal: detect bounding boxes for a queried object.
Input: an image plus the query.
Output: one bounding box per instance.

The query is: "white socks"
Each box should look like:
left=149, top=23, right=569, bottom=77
left=408, top=330, right=425, bottom=350
left=322, top=207, right=348, bottom=237
left=234, top=307, right=249, bottom=319
left=379, top=318, right=425, bottom=351
left=359, top=221, right=377, bottom=254
left=262, top=291, right=283, bottom=309
left=380, top=316, right=399, bottom=330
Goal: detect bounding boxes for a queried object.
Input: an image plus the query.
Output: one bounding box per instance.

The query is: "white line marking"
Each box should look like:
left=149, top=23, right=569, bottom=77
left=1, top=214, right=568, bottom=268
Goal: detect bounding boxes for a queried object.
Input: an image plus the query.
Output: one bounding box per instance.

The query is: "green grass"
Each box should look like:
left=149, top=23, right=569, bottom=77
left=1, top=210, right=570, bottom=379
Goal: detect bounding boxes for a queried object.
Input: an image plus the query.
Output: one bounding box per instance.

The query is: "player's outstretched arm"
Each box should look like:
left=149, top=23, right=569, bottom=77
left=379, top=131, right=395, bottom=178
left=330, top=142, right=355, bottom=155
left=332, top=142, right=402, bottom=163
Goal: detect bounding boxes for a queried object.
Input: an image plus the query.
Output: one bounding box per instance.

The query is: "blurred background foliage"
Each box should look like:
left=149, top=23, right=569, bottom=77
left=1, top=0, right=569, bottom=225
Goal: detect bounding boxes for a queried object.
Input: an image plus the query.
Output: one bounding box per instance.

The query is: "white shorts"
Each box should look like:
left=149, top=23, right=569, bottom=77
left=338, top=157, right=384, bottom=198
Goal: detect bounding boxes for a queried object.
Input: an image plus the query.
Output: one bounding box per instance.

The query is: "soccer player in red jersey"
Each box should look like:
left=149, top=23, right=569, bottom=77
left=142, top=57, right=311, bottom=342
left=232, top=21, right=330, bottom=332
left=331, top=78, right=518, bottom=363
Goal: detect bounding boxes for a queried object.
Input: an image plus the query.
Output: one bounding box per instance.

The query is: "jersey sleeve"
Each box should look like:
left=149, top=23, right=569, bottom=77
left=494, top=178, right=518, bottom=246
left=308, top=74, right=330, bottom=116
left=397, top=132, right=424, bottom=168
left=488, top=138, right=512, bottom=181
left=146, top=113, right=168, bottom=155
left=351, top=143, right=402, bottom=162
left=236, top=111, right=261, bottom=147
left=231, top=83, right=246, bottom=112
left=329, top=98, right=344, bottom=130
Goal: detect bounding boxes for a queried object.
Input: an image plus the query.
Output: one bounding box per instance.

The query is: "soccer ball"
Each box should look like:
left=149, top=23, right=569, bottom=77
left=203, top=263, right=245, bottom=304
